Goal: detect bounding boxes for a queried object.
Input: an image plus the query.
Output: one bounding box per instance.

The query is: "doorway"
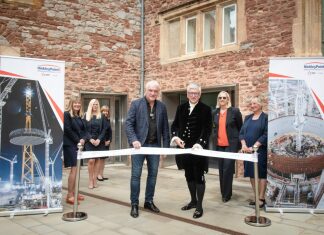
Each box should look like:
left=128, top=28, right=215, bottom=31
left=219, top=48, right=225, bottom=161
left=81, top=93, right=128, bottom=164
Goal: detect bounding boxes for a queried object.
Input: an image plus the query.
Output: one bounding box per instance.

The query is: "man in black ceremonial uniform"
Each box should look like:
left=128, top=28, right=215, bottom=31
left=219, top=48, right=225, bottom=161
left=171, top=82, right=212, bottom=219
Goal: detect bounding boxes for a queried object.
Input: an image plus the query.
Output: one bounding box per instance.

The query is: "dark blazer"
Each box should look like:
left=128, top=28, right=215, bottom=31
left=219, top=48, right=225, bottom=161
left=213, top=107, right=243, bottom=151
left=125, top=97, right=170, bottom=147
left=239, top=112, right=268, bottom=148
left=103, top=118, right=112, bottom=150
left=63, top=111, right=86, bottom=146
left=171, top=101, right=212, bottom=171
left=83, top=115, right=107, bottom=142
left=105, top=118, right=112, bottom=142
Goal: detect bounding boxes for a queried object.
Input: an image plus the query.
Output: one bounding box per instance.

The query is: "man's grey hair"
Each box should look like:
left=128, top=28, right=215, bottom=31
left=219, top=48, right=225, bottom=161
left=187, top=82, right=201, bottom=93
left=145, top=80, right=160, bottom=90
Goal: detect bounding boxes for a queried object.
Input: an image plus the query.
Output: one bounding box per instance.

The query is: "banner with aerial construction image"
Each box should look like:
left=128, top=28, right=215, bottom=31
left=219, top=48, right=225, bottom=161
left=0, top=56, right=64, bottom=216
left=267, top=57, right=324, bottom=213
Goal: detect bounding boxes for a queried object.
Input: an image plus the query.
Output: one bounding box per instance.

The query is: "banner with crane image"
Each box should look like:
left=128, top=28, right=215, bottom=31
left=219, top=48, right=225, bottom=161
left=267, top=57, right=324, bottom=213
left=0, top=56, right=64, bottom=216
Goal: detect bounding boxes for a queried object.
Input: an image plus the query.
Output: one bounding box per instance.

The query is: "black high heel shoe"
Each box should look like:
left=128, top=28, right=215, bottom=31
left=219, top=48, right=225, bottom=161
left=259, top=199, right=266, bottom=208
left=181, top=203, right=196, bottom=211
left=249, top=199, right=266, bottom=208
left=97, top=177, right=104, bottom=181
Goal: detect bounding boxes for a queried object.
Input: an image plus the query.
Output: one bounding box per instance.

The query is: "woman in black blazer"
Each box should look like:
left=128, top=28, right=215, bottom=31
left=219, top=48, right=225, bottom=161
left=96, top=105, right=112, bottom=181
left=63, top=97, right=86, bottom=204
left=213, top=91, right=242, bottom=202
left=83, top=99, right=107, bottom=189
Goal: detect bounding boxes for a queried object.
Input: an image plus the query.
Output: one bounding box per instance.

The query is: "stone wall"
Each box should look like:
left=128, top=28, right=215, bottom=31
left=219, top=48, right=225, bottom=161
left=0, top=0, right=141, bottom=102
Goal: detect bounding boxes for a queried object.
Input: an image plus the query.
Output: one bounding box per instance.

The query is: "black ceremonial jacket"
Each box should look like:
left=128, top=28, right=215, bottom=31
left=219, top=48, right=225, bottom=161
left=171, top=101, right=212, bottom=170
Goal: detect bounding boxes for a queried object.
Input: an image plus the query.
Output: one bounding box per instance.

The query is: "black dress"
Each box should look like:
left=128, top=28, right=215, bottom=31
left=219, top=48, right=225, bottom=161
left=63, top=111, right=86, bottom=167
left=84, top=115, right=106, bottom=152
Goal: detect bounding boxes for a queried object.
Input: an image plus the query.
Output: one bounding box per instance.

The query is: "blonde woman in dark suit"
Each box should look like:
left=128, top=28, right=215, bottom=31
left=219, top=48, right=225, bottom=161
left=63, top=97, right=86, bottom=204
left=83, top=99, right=107, bottom=189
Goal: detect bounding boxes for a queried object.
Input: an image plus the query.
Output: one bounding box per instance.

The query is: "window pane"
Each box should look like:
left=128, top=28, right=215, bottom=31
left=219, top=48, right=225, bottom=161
left=204, top=10, right=215, bottom=50
left=168, top=19, right=180, bottom=58
left=223, top=5, right=236, bottom=45
left=186, top=17, right=196, bottom=53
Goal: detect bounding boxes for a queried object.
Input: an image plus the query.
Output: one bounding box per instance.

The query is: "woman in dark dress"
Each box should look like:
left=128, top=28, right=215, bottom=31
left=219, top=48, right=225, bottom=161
left=96, top=105, right=112, bottom=181
left=63, top=97, right=86, bottom=204
left=239, top=96, right=268, bottom=208
left=84, top=99, right=107, bottom=189
left=213, top=91, right=242, bottom=203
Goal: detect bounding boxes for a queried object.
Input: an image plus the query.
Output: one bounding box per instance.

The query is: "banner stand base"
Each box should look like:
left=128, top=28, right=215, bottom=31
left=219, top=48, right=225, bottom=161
left=62, top=212, right=87, bottom=222
left=0, top=208, right=62, bottom=217
left=245, top=215, right=271, bottom=227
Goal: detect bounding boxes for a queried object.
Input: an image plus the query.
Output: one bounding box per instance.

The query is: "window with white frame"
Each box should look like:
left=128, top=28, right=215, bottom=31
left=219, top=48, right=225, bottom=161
left=160, top=0, right=245, bottom=63
left=186, top=16, right=197, bottom=54
left=203, top=10, right=216, bottom=51
left=223, top=4, right=236, bottom=45
left=168, top=19, right=181, bottom=58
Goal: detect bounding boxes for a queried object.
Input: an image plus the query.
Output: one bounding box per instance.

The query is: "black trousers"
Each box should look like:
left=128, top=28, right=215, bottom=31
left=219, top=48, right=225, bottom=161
left=216, top=146, right=235, bottom=200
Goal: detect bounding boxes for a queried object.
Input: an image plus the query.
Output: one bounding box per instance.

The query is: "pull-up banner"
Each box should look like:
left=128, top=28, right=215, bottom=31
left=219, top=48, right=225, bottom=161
left=267, top=57, right=324, bottom=213
left=0, top=56, right=64, bottom=216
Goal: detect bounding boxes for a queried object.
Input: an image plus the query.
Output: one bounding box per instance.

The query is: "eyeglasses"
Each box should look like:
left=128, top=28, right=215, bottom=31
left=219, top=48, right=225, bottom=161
left=218, top=96, right=227, bottom=100
left=188, top=92, right=200, bottom=96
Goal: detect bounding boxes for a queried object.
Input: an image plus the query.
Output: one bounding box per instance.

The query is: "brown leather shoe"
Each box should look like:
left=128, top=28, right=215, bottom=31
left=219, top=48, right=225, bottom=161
left=66, top=197, right=80, bottom=205
left=77, top=194, right=85, bottom=201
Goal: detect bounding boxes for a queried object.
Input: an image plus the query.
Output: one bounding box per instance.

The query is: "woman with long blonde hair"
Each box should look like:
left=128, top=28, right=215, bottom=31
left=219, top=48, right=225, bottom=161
left=63, top=96, right=86, bottom=204
left=83, top=99, right=107, bottom=189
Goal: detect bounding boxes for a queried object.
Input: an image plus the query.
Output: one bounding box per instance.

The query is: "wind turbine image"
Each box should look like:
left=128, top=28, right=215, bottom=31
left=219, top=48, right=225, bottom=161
left=0, top=155, right=17, bottom=186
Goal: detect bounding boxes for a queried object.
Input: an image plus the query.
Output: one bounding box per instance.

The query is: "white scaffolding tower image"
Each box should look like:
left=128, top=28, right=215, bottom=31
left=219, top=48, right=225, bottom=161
left=0, top=155, right=17, bottom=186
left=293, top=80, right=306, bottom=152
left=0, top=77, right=17, bottom=153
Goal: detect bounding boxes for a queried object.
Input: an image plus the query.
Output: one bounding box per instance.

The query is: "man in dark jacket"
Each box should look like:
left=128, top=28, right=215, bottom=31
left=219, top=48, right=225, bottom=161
left=171, top=82, right=212, bottom=219
left=126, top=80, right=170, bottom=218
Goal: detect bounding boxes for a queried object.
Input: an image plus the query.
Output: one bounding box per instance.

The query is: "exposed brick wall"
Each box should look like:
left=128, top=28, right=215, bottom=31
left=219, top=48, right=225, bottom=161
left=0, top=0, right=141, bottom=102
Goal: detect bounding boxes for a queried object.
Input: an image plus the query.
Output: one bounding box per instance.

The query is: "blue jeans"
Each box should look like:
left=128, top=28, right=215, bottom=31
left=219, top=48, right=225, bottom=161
left=130, top=143, right=159, bottom=205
